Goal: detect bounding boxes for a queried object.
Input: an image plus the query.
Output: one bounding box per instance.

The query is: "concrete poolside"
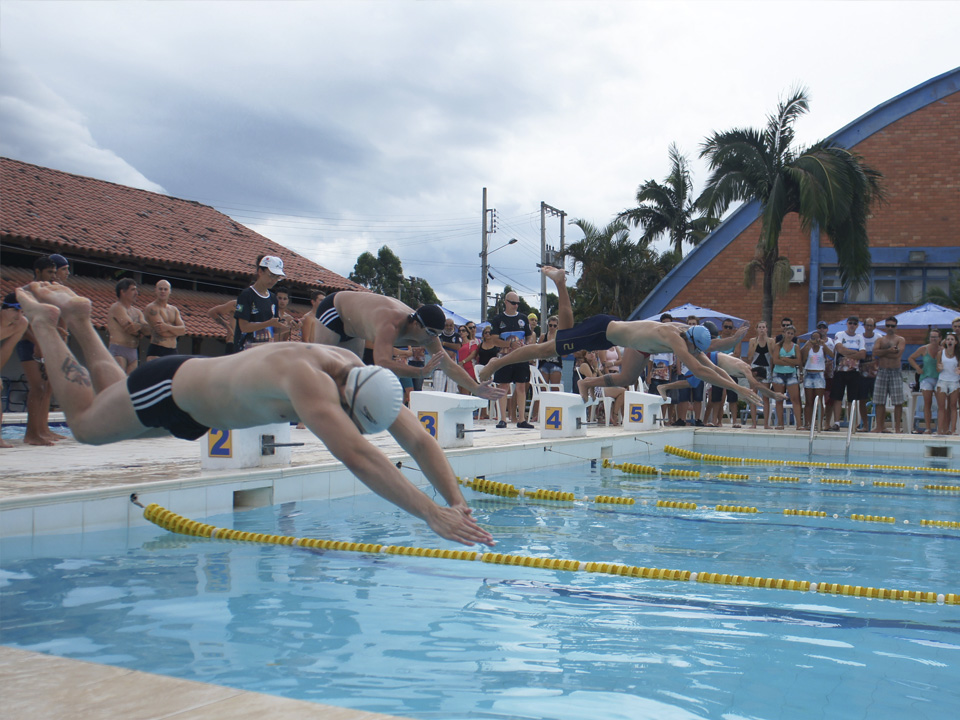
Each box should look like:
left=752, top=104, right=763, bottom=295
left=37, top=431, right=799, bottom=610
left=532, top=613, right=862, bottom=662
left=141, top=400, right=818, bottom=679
left=2, top=415, right=956, bottom=719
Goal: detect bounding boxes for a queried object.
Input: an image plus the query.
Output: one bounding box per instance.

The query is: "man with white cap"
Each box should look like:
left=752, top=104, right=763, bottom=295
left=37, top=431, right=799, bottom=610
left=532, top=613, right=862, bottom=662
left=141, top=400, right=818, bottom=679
left=15, top=282, right=494, bottom=547
left=479, top=267, right=761, bottom=406
left=233, top=255, right=290, bottom=352
left=311, top=291, right=503, bottom=400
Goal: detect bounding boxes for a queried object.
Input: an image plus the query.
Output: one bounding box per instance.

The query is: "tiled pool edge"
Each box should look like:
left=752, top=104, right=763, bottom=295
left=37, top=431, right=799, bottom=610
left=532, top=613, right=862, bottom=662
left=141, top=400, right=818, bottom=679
left=0, top=430, right=683, bottom=538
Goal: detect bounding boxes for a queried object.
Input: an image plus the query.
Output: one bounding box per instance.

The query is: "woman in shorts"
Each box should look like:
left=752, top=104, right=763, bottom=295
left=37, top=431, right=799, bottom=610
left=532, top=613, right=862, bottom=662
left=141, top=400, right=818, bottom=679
left=908, top=329, right=942, bottom=434
left=799, top=330, right=832, bottom=430
left=935, top=332, right=959, bottom=435
left=771, top=325, right=802, bottom=430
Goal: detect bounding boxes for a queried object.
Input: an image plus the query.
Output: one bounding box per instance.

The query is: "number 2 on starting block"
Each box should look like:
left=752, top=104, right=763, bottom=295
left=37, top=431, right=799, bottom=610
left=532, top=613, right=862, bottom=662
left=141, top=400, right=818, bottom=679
left=545, top=408, right=562, bottom=430
left=418, top=411, right=438, bottom=438
left=208, top=428, right=232, bottom=458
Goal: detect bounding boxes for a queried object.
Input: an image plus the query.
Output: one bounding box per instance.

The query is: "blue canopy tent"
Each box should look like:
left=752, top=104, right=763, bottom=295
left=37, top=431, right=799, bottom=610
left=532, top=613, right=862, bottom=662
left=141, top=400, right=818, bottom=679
left=893, top=302, right=958, bottom=329
left=439, top=307, right=471, bottom=327
left=644, top=303, right=748, bottom=328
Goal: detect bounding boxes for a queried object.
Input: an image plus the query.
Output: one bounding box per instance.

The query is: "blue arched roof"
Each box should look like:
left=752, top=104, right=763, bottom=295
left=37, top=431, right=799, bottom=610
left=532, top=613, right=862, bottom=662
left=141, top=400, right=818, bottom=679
left=628, top=66, right=960, bottom=322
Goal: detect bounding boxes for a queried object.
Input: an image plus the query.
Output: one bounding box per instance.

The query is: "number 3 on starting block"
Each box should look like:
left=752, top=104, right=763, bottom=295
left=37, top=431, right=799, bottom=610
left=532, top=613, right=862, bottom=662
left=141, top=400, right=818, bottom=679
left=629, top=404, right=644, bottom=423
left=208, top=428, right=232, bottom=458
left=545, top=408, right=562, bottom=430
left=418, top=411, right=438, bottom=438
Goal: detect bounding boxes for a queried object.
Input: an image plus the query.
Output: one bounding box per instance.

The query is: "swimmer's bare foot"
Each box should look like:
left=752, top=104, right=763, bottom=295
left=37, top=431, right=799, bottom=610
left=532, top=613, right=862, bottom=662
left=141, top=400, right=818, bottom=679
left=542, top=265, right=566, bottom=286
left=22, top=282, right=91, bottom=328
left=24, top=432, right=55, bottom=446
left=477, top=363, right=495, bottom=382
left=16, top=286, right=62, bottom=328
left=44, top=430, right=69, bottom=442
left=0, top=438, right=14, bottom=449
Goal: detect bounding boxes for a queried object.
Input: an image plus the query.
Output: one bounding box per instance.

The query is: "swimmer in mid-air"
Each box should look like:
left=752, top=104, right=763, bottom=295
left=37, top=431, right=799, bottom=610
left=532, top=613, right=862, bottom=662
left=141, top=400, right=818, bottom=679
left=478, top=267, right=763, bottom=407
left=16, top=282, right=494, bottom=547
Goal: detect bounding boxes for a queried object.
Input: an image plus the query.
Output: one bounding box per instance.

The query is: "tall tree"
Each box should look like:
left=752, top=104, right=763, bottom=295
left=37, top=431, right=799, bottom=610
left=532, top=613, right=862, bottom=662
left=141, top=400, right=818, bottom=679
left=562, top=219, right=677, bottom=320
left=618, top=143, right=718, bottom=254
left=924, top=275, right=960, bottom=310
left=350, top=245, right=440, bottom=305
left=698, top=88, right=884, bottom=327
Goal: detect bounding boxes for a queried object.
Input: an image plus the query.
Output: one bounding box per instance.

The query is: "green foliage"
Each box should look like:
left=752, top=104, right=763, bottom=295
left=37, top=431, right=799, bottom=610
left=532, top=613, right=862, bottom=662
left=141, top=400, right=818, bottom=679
left=699, top=87, right=884, bottom=327
left=618, top=143, right=719, bottom=255
left=349, top=245, right=440, bottom=306
left=924, top=276, right=960, bottom=310
left=562, top=219, right=679, bottom=320
left=487, top=284, right=534, bottom=322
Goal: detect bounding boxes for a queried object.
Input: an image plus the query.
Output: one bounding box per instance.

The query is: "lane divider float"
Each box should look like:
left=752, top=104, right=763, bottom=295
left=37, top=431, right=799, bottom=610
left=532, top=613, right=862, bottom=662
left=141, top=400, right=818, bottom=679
left=141, top=504, right=959, bottom=606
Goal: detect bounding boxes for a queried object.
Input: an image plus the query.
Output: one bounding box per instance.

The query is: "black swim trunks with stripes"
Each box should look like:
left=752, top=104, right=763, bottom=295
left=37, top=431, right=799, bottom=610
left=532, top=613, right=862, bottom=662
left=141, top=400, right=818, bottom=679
left=126, top=355, right=209, bottom=440
left=314, top=291, right=355, bottom=343
left=554, top=314, right=620, bottom=355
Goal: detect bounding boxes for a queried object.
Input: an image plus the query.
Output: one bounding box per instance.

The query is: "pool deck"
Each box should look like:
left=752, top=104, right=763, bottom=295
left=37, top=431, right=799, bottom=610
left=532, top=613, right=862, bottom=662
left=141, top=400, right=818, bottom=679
left=2, top=415, right=956, bottom=719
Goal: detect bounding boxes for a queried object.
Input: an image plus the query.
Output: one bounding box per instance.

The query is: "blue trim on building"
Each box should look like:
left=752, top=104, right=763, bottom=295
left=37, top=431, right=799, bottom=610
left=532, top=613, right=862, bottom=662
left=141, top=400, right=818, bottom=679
left=629, top=66, right=960, bottom=323
left=818, top=246, right=960, bottom=264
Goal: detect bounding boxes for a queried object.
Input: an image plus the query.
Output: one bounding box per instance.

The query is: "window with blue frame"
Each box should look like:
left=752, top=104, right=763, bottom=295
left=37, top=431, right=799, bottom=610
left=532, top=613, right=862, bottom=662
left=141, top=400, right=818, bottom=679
left=821, top=266, right=955, bottom=303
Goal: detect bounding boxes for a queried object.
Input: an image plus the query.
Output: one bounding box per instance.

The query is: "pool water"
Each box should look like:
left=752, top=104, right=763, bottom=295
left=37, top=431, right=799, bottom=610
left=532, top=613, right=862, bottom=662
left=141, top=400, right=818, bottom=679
left=2, top=451, right=959, bottom=719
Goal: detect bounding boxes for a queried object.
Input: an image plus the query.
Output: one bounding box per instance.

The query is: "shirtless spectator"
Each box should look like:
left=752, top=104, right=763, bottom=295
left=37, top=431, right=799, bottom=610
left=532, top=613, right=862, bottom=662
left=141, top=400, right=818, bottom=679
left=871, top=317, right=906, bottom=433
left=310, top=291, right=503, bottom=400
left=207, top=299, right=238, bottom=353
left=144, top=280, right=187, bottom=361
left=1, top=293, right=29, bottom=448
left=234, top=256, right=287, bottom=352
left=16, top=255, right=64, bottom=445
left=273, top=287, right=300, bottom=342
left=300, top=291, right=325, bottom=344
left=15, top=282, right=494, bottom=548
left=107, top=279, right=148, bottom=374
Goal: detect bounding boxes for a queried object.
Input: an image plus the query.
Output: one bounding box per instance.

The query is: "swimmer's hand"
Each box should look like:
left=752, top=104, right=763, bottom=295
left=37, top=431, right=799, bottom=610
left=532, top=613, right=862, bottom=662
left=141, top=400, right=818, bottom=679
left=473, top=380, right=507, bottom=400
left=742, top=387, right=764, bottom=406
left=427, top=505, right=495, bottom=547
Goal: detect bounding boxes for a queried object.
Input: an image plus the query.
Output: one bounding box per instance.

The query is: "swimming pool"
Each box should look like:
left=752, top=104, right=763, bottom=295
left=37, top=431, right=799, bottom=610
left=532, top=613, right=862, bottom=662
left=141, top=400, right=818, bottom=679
left=2, top=445, right=958, bottom=719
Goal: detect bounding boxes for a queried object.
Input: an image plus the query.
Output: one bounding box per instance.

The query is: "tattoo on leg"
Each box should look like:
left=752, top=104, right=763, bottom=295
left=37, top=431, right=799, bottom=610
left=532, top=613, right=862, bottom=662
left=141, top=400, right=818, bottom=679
left=61, top=356, right=92, bottom=387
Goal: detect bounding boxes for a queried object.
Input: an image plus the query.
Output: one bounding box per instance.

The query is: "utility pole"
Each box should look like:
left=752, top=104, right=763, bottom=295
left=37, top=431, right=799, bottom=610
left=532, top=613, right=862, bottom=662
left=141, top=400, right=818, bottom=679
left=480, top=188, right=497, bottom=322
left=540, top=202, right=565, bottom=322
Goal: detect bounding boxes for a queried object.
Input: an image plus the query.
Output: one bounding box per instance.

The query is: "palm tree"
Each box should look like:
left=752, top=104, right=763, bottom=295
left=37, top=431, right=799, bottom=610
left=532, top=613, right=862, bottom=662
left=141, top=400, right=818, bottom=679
left=562, top=219, right=676, bottom=320
left=618, top=143, right=718, bottom=255
left=698, top=88, right=884, bottom=327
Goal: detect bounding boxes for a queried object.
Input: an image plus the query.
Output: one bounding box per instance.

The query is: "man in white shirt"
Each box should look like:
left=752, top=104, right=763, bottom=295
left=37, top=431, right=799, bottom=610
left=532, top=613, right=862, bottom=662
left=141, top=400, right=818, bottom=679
left=828, top=317, right=866, bottom=431
left=858, top=317, right=880, bottom=429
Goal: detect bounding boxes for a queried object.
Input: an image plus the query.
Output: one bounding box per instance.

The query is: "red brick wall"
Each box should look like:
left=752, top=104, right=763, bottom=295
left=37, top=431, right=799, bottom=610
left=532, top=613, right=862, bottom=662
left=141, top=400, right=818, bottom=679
left=666, top=89, right=960, bottom=343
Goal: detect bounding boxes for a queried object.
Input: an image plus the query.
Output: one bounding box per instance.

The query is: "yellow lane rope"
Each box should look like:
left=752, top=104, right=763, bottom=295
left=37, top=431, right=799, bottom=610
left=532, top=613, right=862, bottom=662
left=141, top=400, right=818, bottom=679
left=141, top=504, right=959, bottom=606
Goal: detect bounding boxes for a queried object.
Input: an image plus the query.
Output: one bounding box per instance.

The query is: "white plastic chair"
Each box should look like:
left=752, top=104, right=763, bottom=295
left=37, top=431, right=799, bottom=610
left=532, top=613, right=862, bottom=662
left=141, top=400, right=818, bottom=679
left=575, top=368, right=613, bottom=426
left=528, top=366, right=564, bottom=424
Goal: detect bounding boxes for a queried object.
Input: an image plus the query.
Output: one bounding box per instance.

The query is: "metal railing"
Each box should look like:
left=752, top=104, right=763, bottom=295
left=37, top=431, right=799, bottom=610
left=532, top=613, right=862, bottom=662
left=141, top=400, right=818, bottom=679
left=845, top=402, right=859, bottom=463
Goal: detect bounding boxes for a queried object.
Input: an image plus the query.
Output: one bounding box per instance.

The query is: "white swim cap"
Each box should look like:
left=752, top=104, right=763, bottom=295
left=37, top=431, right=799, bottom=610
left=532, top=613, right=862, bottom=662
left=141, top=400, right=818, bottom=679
left=345, top=366, right=403, bottom=434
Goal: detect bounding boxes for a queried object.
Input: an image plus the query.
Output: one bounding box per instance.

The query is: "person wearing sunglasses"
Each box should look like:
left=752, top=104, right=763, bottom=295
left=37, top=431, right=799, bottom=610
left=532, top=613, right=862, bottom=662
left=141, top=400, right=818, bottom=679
left=827, top=317, right=866, bottom=431
left=309, top=290, right=503, bottom=400
left=489, top=291, right=536, bottom=428
left=870, top=317, right=906, bottom=433
left=1, top=293, right=30, bottom=448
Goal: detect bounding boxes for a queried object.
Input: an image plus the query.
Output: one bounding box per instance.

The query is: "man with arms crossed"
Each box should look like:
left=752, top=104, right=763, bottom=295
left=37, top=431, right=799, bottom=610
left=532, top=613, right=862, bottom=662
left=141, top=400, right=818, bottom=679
left=479, top=267, right=762, bottom=407
left=311, top=291, right=503, bottom=400
left=16, top=282, right=494, bottom=548
left=871, top=317, right=906, bottom=434
left=107, top=279, right=148, bottom=374
left=144, top=280, right=187, bottom=361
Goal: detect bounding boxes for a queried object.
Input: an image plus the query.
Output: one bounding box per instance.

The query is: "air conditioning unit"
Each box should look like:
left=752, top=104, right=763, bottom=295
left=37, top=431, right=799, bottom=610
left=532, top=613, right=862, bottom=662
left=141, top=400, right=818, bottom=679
left=789, top=265, right=805, bottom=284
left=820, top=290, right=842, bottom=304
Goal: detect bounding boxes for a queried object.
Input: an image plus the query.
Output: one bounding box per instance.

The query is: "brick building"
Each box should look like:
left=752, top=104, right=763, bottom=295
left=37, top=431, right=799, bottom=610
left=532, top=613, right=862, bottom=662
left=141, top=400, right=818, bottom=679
left=1, top=157, right=364, bottom=365
left=630, top=67, right=960, bottom=347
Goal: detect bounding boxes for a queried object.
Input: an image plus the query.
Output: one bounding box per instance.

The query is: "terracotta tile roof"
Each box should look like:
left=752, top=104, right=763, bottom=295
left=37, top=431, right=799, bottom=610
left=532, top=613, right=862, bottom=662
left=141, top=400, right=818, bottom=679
left=1, top=157, right=364, bottom=292
left=1, top=267, right=313, bottom=340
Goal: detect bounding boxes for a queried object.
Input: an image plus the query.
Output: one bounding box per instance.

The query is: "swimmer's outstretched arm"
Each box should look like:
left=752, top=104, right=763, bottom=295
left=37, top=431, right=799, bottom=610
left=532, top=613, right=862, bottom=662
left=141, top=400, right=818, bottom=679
left=296, top=388, right=494, bottom=547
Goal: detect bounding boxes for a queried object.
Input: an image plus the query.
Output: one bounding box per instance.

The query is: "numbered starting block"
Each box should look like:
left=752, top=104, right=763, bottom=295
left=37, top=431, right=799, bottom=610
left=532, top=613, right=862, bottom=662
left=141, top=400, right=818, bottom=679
left=623, top=391, right=670, bottom=431
left=410, top=390, right=487, bottom=448
left=538, top=392, right=588, bottom=438
left=201, top=422, right=298, bottom=470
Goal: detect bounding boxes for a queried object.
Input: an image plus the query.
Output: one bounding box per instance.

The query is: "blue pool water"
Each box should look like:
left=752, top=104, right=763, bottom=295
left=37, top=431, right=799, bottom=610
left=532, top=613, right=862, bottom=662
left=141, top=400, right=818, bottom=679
left=2, top=450, right=959, bottom=719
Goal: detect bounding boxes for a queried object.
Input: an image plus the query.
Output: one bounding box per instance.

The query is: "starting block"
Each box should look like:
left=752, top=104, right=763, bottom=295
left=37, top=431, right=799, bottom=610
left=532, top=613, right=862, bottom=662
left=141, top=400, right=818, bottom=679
left=538, top=391, right=588, bottom=438
left=201, top=422, right=299, bottom=470
left=410, top=390, right=487, bottom=448
left=623, top=391, right=670, bottom=431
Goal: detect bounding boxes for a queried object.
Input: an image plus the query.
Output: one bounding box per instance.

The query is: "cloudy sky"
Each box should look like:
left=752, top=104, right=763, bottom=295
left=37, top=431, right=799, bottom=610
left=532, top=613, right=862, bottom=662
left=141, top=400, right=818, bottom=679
left=2, top=0, right=957, bottom=319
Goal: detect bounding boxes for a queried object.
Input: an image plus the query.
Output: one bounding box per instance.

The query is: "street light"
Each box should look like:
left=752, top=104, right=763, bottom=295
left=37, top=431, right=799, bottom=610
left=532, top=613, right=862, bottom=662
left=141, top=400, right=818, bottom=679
left=480, top=237, right=517, bottom=258
left=480, top=237, right=517, bottom=320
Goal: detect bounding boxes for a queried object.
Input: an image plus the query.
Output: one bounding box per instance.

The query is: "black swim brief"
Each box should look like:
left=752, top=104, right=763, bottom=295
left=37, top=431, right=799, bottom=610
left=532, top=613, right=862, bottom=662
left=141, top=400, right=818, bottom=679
left=146, top=343, right=177, bottom=358
left=314, top=292, right=354, bottom=343
left=127, top=355, right=210, bottom=440
left=555, top=314, right=620, bottom=355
